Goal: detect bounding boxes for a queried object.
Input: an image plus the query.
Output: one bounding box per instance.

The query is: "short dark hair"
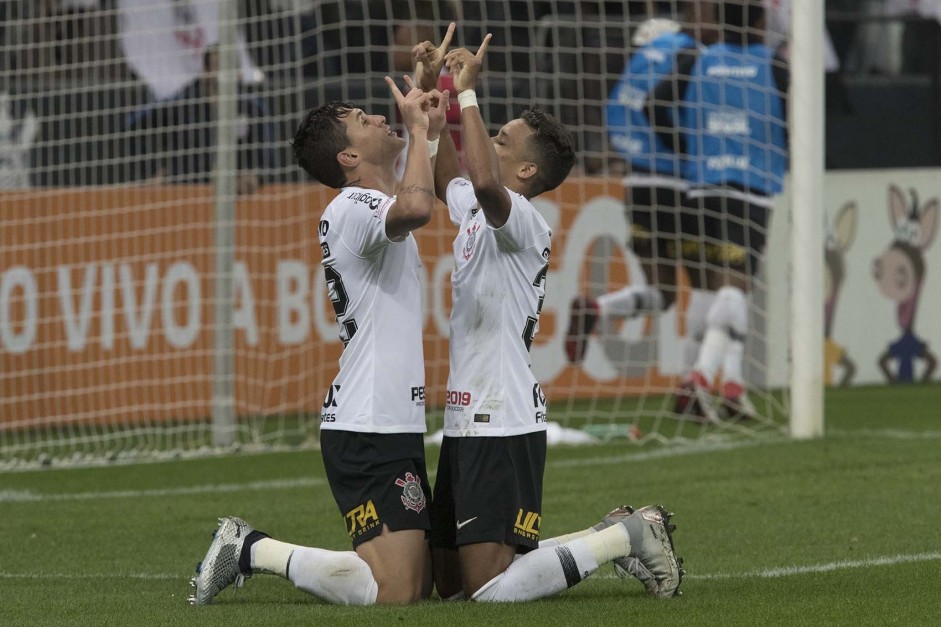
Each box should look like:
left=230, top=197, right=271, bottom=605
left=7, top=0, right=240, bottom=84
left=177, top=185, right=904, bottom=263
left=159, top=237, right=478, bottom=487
left=292, top=102, right=355, bottom=189
left=520, top=106, right=576, bottom=196
left=720, top=0, right=765, bottom=44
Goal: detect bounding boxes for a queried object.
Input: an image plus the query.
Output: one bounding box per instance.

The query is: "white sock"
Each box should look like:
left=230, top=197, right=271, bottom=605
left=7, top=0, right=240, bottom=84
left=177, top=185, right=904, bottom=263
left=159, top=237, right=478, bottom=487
left=723, top=339, right=745, bottom=386
left=596, top=285, right=663, bottom=320
left=683, top=289, right=713, bottom=373
left=472, top=524, right=629, bottom=602
left=685, top=288, right=714, bottom=342
left=251, top=537, right=296, bottom=577
left=538, top=527, right=596, bottom=548
left=285, top=546, right=379, bottom=606
left=695, top=286, right=747, bottom=381
left=694, top=327, right=728, bottom=381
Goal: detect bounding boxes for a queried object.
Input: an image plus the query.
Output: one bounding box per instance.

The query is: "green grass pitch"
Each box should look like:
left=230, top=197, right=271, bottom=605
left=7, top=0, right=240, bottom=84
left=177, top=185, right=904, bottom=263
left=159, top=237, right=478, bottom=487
left=2, top=384, right=939, bottom=626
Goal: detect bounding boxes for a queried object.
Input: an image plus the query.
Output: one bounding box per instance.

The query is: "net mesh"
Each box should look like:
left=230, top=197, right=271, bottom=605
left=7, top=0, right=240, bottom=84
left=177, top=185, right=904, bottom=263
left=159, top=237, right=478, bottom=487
left=0, top=0, right=789, bottom=469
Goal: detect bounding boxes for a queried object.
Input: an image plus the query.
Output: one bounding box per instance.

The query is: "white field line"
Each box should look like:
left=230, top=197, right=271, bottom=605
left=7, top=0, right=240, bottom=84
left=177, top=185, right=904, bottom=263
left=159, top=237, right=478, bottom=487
left=0, top=477, right=325, bottom=503
left=683, top=551, right=941, bottom=580
left=2, top=427, right=936, bottom=504
left=0, top=439, right=770, bottom=503
left=2, top=552, right=939, bottom=582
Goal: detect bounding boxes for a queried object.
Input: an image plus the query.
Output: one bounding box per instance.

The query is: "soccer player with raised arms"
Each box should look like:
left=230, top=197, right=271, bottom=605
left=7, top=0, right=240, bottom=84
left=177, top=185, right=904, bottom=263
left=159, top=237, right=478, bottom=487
left=189, top=77, right=451, bottom=606
left=412, top=29, right=684, bottom=602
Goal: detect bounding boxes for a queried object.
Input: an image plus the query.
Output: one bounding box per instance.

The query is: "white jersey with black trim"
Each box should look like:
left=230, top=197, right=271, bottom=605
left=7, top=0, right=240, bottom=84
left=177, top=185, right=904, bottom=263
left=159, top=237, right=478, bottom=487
left=444, top=178, right=551, bottom=437
left=318, top=186, right=426, bottom=433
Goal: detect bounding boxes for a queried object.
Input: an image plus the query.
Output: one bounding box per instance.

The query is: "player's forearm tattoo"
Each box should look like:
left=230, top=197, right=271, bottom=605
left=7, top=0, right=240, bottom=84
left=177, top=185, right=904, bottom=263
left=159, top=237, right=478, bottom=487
left=399, top=184, right=434, bottom=197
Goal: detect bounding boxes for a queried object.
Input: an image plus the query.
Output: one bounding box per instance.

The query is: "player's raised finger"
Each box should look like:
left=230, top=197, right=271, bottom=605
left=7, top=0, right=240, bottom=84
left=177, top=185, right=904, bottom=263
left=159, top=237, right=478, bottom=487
left=435, top=89, right=450, bottom=114
left=438, top=22, right=456, bottom=54
left=384, top=76, right=405, bottom=102
left=475, top=33, right=492, bottom=61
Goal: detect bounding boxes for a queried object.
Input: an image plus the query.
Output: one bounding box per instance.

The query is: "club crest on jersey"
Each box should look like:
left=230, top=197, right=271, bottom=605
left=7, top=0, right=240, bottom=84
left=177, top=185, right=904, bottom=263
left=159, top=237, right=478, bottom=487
left=462, top=222, right=481, bottom=260
left=395, top=472, right=426, bottom=513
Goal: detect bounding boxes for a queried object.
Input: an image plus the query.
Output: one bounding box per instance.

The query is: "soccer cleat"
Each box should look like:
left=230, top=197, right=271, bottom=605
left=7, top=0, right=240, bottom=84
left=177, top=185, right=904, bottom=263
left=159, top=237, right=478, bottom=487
left=619, top=505, right=684, bottom=598
left=673, top=370, right=719, bottom=423
left=590, top=505, right=659, bottom=596
left=564, top=296, right=599, bottom=363
left=720, top=381, right=757, bottom=421
left=188, top=516, right=254, bottom=605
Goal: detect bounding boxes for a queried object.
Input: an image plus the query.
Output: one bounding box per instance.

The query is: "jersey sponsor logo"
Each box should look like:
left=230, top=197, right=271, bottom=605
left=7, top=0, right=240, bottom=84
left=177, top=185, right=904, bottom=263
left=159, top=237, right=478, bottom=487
left=611, top=135, right=644, bottom=155
left=706, top=155, right=750, bottom=171
left=615, top=84, right=647, bottom=111
left=535, top=411, right=547, bottom=423
left=345, top=500, right=380, bottom=538
left=462, top=222, right=481, bottom=261
left=395, top=472, right=426, bottom=513
left=514, top=509, right=541, bottom=541
left=411, top=386, right=425, bottom=406
left=346, top=191, right=384, bottom=212
left=323, top=384, right=340, bottom=408
left=532, top=383, right=547, bottom=408
left=321, top=384, right=340, bottom=422
left=446, top=390, right=472, bottom=407
left=706, top=111, right=749, bottom=135
left=473, top=413, right=491, bottom=423
left=642, top=48, right=667, bottom=63
left=320, top=242, right=330, bottom=258
left=706, top=64, right=758, bottom=78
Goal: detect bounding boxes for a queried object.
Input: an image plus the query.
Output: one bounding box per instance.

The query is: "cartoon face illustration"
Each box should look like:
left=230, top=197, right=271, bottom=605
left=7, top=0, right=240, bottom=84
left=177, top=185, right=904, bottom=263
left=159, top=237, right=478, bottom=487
left=871, top=185, right=938, bottom=384
left=872, top=187, right=937, bottom=330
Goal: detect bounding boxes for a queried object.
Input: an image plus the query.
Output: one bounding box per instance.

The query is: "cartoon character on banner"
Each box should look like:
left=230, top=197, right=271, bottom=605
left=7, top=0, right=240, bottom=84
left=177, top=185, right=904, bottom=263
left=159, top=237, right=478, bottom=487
left=824, top=202, right=858, bottom=386
left=872, top=185, right=938, bottom=383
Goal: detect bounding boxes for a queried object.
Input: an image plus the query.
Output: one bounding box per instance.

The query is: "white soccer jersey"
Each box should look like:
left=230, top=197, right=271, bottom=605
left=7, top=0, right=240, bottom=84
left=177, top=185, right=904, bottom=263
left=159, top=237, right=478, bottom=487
left=444, top=178, right=551, bottom=437
left=318, top=186, right=427, bottom=433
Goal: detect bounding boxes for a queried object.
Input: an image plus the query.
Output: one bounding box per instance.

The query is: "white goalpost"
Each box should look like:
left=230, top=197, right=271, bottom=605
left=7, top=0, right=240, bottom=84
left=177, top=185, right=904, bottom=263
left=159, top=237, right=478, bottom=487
left=0, top=0, right=824, bottom=469
left=789, top=0, right=825, bottom=439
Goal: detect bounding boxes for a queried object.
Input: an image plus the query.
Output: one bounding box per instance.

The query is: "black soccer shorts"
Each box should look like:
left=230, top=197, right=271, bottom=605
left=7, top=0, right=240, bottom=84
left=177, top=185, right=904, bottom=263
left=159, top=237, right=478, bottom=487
left=320, top=430, right=431, bottom=548
left=627, top=185, right=703, bottom=262
left=430, top=431, right=547, bottom=553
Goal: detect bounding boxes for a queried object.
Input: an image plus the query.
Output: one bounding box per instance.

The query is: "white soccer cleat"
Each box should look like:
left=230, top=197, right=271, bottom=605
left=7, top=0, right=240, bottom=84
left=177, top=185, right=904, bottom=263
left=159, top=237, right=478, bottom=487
left=619, top=505, right=684, bottom=598
left=188, top=516, right=254, bottom=605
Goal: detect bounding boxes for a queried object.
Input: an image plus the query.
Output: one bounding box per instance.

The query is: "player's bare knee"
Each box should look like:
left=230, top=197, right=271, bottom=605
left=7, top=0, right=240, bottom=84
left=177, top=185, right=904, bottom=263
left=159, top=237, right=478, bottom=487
left=374, top=573, right=424, bottom=604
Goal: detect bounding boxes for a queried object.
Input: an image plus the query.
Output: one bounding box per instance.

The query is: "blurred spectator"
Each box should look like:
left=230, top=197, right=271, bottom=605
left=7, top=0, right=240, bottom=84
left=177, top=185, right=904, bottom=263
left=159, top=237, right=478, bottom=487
left=128, top=46, right=275, bottom=194
left=886, top=0, right=941, bottom=73
left=533, top=1, right=629, bottom=173
left=763, top=0, right=840, bottom=71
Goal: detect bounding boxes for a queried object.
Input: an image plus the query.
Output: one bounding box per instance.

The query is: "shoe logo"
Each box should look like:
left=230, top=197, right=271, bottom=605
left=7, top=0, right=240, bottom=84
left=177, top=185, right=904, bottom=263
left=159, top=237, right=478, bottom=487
left=456, top=517, right=478, bottom=530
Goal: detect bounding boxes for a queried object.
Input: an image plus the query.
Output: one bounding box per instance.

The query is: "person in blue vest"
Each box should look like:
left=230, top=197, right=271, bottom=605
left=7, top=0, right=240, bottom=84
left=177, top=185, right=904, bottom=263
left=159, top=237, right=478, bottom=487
left=564, top=1, right=719, bottom=365
left=650, top=0, right=788, bottom=421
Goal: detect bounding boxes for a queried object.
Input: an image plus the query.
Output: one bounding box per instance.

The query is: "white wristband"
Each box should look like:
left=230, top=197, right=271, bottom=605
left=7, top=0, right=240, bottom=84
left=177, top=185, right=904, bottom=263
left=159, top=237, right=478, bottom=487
left=457, top=90, right=479, bottom=111
left=427, top=137, right=440, bottom=158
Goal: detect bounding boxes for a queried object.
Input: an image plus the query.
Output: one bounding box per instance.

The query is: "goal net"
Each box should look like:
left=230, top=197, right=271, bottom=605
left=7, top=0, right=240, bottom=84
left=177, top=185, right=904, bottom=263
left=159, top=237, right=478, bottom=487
left=0, top=0, right=792, bottom=469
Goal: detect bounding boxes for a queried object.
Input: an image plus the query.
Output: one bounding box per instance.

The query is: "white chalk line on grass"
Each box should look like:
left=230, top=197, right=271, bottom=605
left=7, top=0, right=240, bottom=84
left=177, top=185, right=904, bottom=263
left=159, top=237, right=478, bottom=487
left=0, top=477, right=326, bottom=503
left=2, top=552, right=938, bottom=583
left=2, top=427, right=935, bottom=505
left=0, top=438, right=768, bottom=503
left=684, top=552, right=941, bottom=580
